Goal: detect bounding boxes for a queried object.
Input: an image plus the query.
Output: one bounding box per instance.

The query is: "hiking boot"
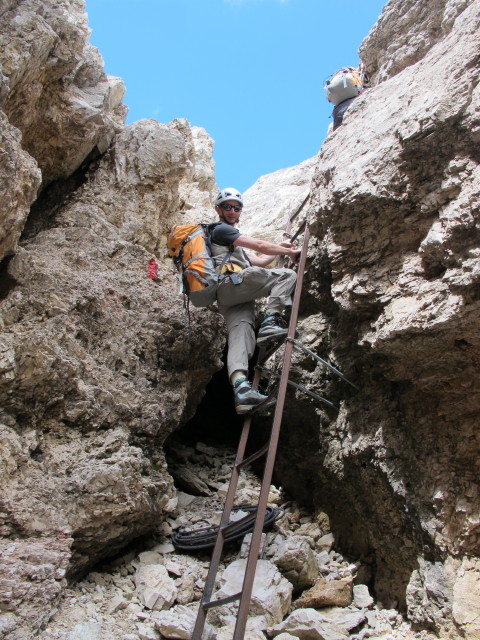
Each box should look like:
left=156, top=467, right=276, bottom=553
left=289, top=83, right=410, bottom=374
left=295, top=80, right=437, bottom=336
left=256, top=312, right=288, bottom=346
left=234, top=378, right=273, bottom=415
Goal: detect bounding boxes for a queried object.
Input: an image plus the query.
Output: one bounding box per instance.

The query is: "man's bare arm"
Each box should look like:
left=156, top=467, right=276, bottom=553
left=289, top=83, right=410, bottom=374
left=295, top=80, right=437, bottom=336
left=247, top=252, right=276, bottom=267
left=234, top=235, right=301, bottom=263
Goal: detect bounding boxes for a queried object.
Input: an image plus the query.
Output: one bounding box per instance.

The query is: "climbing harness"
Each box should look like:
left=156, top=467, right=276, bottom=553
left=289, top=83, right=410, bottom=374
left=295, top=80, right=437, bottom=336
left=191, top=195, right=358, bottom=640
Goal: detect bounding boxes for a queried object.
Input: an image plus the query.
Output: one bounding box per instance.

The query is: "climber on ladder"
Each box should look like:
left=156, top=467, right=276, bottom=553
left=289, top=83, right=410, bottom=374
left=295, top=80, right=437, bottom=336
left=190, top=193, right=358, bottom=640
left=210, top=187, right=301, bottom=415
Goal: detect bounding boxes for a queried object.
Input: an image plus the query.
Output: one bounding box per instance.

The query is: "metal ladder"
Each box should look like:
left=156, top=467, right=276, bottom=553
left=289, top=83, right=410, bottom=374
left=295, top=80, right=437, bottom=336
left=192, top=198, right=356, bottom=640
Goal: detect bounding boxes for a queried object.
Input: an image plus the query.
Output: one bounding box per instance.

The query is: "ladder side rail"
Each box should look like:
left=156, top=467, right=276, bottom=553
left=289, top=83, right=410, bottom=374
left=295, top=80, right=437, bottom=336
left=232, top=225, right=311, bottom=640
left=192, top=363, right=264, bottom=639
left=192, top=412, right=254, bottom=638
left=193, top=210, right=310, bottom=640
left=279, top=194, right=309, bottom=268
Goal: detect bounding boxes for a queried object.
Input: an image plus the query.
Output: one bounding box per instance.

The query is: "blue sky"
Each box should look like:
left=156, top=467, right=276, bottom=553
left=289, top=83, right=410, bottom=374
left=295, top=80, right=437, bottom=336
left=85, top=0, right=386, bottom=193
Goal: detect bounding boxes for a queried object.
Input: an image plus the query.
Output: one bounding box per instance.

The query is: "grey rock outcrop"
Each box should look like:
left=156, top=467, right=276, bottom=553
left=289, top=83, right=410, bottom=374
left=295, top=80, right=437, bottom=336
left=0, top=115, right=223, bottom=637
left=0, top=111, right=42, bottom=259
left=0, top=3, right=222, bottom=638
left=0, top=0, right=127, bottom=263
left=247, top=0, right=480, bottom=637
left=0, top=0, right=126, bottom=185
left=359, top=0, right=473, bottom=83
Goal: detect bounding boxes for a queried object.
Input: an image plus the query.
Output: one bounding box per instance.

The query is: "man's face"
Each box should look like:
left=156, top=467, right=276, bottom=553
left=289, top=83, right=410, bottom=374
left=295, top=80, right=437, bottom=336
left=216, top=200, right=242, bottom=226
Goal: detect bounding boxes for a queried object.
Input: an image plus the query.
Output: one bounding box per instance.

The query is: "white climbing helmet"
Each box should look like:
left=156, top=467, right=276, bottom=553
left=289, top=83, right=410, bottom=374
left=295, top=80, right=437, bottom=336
left=215, top=187, right=243, bottom=207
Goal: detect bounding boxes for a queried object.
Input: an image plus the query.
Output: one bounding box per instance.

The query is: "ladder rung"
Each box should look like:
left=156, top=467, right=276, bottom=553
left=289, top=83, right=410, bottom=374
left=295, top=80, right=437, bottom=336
left=236, top=443, right=269, bottom=470
left=202, top=592, right=242, bottom=610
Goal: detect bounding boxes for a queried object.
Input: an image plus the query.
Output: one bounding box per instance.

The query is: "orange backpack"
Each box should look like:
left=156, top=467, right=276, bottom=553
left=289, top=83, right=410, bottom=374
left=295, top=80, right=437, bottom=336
left=167, top=222, right=233, bottom=308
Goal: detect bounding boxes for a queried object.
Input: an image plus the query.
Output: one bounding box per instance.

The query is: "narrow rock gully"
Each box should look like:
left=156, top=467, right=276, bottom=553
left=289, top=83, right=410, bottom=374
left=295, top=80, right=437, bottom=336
left=35, top=368, right=436, bottom=640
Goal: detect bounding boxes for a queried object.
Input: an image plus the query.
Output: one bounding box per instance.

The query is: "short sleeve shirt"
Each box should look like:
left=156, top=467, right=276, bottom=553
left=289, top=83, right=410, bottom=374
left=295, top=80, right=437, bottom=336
left=210, top=223, right=240, bottom=246
left=210, top=223, right=251, bottom=270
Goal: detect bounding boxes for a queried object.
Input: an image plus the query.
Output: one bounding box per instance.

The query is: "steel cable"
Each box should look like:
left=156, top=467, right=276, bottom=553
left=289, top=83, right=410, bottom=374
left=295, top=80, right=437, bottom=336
left=172, top=505, right=283, bottom=551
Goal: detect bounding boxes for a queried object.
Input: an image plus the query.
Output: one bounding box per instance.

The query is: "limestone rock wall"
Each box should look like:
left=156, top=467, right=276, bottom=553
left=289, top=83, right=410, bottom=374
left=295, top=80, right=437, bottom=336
left=359, top=0, right=473, bottom=83
left=241, top=156, right=317, bottom=243
left=0, top=3, right=222, bottom=639
left=0, top=0, right=127, bottom=262
left=251, top=0, right=480, bottom=637
left=0, top=116, right=223, bottom=637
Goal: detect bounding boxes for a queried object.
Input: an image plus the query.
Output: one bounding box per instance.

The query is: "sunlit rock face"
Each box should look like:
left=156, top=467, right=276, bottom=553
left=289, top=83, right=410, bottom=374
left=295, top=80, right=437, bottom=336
left=0, top=3, right=222, bottom=638
left=0, top=0, right=127, bottom=185
left=0, top=0, right=127, bottom=263
left=359, top=0, right=473, bottom=83
left=243, top=0, right=479, bottom=637
left=241, top=156, right=317, bottom=243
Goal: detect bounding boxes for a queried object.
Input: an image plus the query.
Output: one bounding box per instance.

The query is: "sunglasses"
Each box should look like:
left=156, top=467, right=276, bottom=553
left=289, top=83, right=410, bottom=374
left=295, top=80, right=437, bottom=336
left=221, top=203, right=242, bottom=212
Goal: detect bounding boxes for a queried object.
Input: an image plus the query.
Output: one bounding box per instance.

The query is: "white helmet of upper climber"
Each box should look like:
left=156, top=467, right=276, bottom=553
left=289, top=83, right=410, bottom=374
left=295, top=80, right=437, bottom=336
left=215, top=187, right=243, bottom=207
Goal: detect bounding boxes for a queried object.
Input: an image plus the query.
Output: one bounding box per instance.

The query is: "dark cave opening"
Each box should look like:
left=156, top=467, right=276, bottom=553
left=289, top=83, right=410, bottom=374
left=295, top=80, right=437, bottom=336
left=165, top=345, right=274, bottom=456
left=170, top=362, right=243, bottom=449
left=20, top=146, right=103, bottom=241
left=0, top=255, right=17, bottom=301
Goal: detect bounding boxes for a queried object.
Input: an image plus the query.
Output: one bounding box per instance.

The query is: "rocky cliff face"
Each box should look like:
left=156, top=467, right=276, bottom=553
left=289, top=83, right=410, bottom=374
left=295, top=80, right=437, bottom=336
left=0, top=2, right=223, bottom=639
left=0, top=0, right=479, bottom=639
left=257, top=0, right=479, bottom=638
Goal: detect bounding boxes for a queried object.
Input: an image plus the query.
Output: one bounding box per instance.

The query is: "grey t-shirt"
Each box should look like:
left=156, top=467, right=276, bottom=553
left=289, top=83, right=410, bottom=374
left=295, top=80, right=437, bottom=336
left=210, top=223, right=251, bottom=270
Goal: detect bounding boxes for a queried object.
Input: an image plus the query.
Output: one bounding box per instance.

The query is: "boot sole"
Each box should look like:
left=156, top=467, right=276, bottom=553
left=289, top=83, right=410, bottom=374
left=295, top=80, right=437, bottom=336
left=256, top=331, right=288, bottom=345
left=235, top=397, right=276, bottom=415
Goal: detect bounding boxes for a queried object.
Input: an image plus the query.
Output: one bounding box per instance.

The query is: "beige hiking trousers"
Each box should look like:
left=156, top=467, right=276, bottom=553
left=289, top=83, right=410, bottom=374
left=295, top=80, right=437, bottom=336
left=216, top=266, right=297, bottom=379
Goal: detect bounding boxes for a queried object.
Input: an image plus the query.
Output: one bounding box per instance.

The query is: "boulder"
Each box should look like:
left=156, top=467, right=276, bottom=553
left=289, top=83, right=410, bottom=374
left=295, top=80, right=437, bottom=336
left=293, top=577, right=353, bottom=609
left=154, top=604, right=215, bottom=640
left=269, top=608, right=349, bottom=640
left=209, top=559, right=292, bottom=628
left=273, top=536, right=319, bottom=590
left=353, top=584, right=374, bottom=609
left=133, top=564, right=177, bottom=611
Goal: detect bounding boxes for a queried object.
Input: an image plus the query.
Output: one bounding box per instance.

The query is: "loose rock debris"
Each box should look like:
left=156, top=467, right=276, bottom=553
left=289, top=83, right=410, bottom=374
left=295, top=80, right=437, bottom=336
left=35, top=441, right=437, bottom=640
